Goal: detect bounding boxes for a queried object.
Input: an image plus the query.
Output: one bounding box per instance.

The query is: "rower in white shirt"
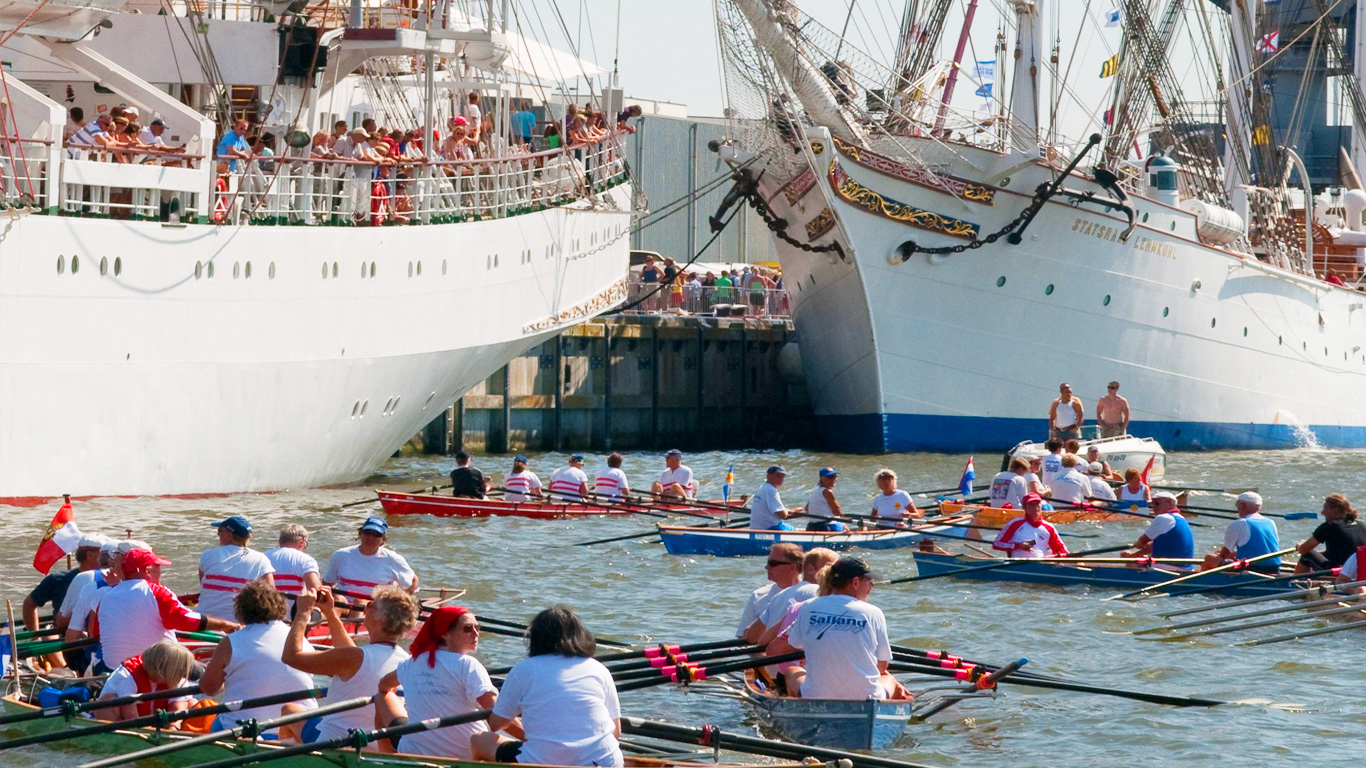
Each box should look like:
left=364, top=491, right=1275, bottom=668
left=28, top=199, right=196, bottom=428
left=652, top=449, right=696, bottom=499
left=198, top=516, right=275, bottom=621
left=593, top=452, right=631, bottom=502
left=988, top=458, right=1031, bottom=509
left=749, top=465, right=794, bottom=531
left=322, top=516, right=419, bottom=599
left=992, top=494, right=1069, bottom=559
left=869, top=468, right=921, bottom=528
left=803, top=467, right=846, bottom=532
left=1049, top=455, right=1092, bottom=505
left=1086, top=462, right=1117, bottom=501
left=265, top=524, right=321, bottom=599
left=504, top=456, right=543, bottom=502
left=547, top=455, right=590, bottom=502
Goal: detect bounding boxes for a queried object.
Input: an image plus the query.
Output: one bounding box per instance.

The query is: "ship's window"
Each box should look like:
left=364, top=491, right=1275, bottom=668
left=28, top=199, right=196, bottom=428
left=1103, top=294, right=1111, bottom=306
left=424, top=392, right=435, bottom=408
left=416, top=262, right=422, bottom=277
left=370, top=262, right=376, bottom=277
left=100, top=257, right=108, bottom=276
left=408, top=262, right=413, bottom=277
left=332, top=262, right=338, bottom=278
left=1162, top=307, right=1169, bottom=317
left=996, top=276, right=1006, bottom=287
left=1210, top=317, right=1216, bottom=328
left=233, top=262, right=240, bottom=279
left=245, top=262, right=252, bottom=279
left=322, top=262, right=328, bottom=279
left=269, top=262, right=275, bottom=279
left=352, top=402, right=360, bottom=419
left=194, top=261, right=202, bottom=279
left=1279, top=336, right=1283, bottom=345
left=1142, top=212, right=1149, bottom=223
left=1170, top=222, right=1176, bottom=231
left=207, top=262, right=214, bottom=279
left=114, top=257, right=122, bottom=277
left=1243, top=327, right=1248, bottom=337
left=57, top=255, right=64, bottom=274
left=361, top=263, right=368, bottom=278
left=1045, top=284, right=1054, bottom=296
left=360, top=399, right=368, bottom=416
left=392, top=396, right=400, bottom=412
left=71, top=255, right=79, bottom=274
left=442, top=259, right=448, bottom=275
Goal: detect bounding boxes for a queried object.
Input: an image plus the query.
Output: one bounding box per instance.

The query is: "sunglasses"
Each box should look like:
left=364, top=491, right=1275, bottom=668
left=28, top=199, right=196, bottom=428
left=766, top=559, right=799, bottom=568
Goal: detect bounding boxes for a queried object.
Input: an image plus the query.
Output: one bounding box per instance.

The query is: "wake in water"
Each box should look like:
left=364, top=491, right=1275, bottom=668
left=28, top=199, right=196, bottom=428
left=1276, top=411, right=1324, bottom=451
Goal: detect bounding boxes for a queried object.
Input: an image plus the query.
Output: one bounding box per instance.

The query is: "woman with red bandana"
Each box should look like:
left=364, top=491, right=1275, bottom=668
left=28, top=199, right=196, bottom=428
left=375, top=607, right=520, bottom=757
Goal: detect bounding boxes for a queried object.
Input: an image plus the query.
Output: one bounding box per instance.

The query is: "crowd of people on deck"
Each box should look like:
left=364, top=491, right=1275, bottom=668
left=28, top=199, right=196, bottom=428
left=632, top=254, right=788, bottom=317
left=64, top=105, right=188, bottom=164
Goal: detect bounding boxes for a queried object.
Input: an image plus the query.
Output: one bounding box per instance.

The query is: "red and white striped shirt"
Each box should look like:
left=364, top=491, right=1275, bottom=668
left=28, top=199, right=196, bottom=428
left=992, top=517, right=1069, bottom=559
left=265, top=547, right=319, bottom=596
left=548, top=466, right=589, bottom=500
left=198, top=545, right=274, bottom=620
left=504, top=470, right=542, bottom=502
left=322, top=545, right=416, bottom=598
left=94, top=578, right=204, bottom=668
left=594, top=467, right=630, bottom=501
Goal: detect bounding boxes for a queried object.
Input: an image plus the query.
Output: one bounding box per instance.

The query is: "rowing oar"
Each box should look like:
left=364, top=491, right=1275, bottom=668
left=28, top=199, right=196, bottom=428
left=885, top=544, right=1131, bottom=584
left=602, top=644, right=764, bottom=675
left=633, top=489, right=750, bottom=515
left=1060, top=497, right=1211, bottom=527
left=1106, top=547, right=1298, bottom=601
left=185, top=708, right=493, bottom=768
left=571, top=516, right=753, bottom=547
left=620, top=717, right=941, bottom=768
left=1159, top=567, right=1335, bottom=599
left=593, top=637, right=750, bottom=665
left=889, top=648, right=1064, bottom=684
left=607, top=647, right=791, bottom=685
left=1150, top=483, right=1257, bottom=495
left=0, top=684, right=202, bottom=726
left=1237, top=613, right=1366, bottom=646
left=473, top=615, right=634, bottom=650
left=76, top=695, right=373, bottom=768
left=1161, top=577, right=1366, bottom=618
left=334, top=482, right=456, bottom=510
left=1167, top=500, right=1317, bottom=521
left=614, top=651, right=805, bottom=692
left=885, top=659, right=1220, bottom=707
left=14, top=635, right=98, bottom=660
left=909, top=658, right=1028, bottom=720
left=1154, top=596, right=1366, bottom=641
left=1135, top=589, right=1366, bottom=635
left=0, top=687, right=324, bottom=750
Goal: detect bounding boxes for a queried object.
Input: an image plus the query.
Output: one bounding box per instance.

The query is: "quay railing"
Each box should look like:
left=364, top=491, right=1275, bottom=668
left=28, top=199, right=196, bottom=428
left=623, top=279, right=791, bottom=318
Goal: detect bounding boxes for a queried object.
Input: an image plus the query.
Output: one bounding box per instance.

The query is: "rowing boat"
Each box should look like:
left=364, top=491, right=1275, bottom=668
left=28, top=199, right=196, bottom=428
left=738, top=674, right=911, bottom=750
left=910, top=551, right=1303, bottom=598
left=939, top=501, right=1133, bottom=528
left=658, top=520, right=972, bottom=557
left=377, top=491, right=738, bottom=520
left=0, top=692, right=795, bottom=768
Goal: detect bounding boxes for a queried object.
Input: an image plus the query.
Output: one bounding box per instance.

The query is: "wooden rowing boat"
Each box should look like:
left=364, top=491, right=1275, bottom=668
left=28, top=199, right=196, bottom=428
left=737, top=673, right=911, bottom=750
left=0, top=692, right=794, bottom=768
left=910, top=551, right=1304, bottom=598
left=940, top=501, right=1133, bottom=528
left=657, top=520, right=972, bottom=558
left=377, top=491, right=738, bottom=520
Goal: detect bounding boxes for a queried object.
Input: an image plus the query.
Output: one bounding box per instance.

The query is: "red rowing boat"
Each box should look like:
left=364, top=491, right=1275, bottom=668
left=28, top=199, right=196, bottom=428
left=376, top=491, right=740, bottom=520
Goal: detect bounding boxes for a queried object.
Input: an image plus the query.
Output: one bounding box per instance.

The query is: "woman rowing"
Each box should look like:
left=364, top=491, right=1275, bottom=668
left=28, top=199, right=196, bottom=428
left=781, top=556, right=908, bottom=701
left=868, top=468, right=921, bottom=528
left=1117, top=469, right=1150, bottom=508
left=1295, top=494, right=1366, bottom=573
left=199, top=578, right=316, bottom=735
left=471, top=606, right=623, bottom=767
left=279, top=585, right=419, bottom=747
left=376, top=606, right=519, bottom=758
left=93, top=639, right=196, bottom=723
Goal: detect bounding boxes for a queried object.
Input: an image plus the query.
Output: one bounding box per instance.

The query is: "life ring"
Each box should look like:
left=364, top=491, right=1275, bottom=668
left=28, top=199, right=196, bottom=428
left=212, top=177, right=229, bottom=223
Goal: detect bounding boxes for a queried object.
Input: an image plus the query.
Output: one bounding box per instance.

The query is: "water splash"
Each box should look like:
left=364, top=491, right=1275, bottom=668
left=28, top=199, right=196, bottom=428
left=1275, top=411, right=1324, bottom=451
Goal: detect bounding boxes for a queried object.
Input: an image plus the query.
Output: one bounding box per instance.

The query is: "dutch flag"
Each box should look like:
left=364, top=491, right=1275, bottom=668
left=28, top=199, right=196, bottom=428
left=959, top=457, right=976, bottom=496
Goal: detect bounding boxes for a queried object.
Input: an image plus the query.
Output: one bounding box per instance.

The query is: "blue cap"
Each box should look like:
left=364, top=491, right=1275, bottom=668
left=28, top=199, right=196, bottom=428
left=514, top=455, right=529, bottom=464
left=819, top=467, right=838, bottom=478
left=359, top=516, right=388, bottom=535
left=211, top=516, right=252, bottom=537
left=665, top=449, right=683, bottom=457
left=767, top=465, right=788, bottom=475
left=570, top=454, right=585, bottom=462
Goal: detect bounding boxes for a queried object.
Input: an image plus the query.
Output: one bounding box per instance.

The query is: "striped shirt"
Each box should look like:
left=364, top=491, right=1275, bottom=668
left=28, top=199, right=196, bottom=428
left=198, top=545, right=274, bottom=621
left=265, top=546, right=319, bottom=597
left=594, top=467, right=630, bottom=501
left=322, top=545, right=416, bottom=598
left=548, top=466, right=589, bottom=500
left=505, top=470, right=542, bottom=502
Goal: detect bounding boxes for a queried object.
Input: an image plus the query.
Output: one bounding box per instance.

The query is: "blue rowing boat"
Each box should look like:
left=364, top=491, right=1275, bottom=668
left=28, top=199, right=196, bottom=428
left=741, top=675, right=912, bottom=750
left=658, top=522, right=976, bottom=557
left=910, top=552, right=1303, bottom=597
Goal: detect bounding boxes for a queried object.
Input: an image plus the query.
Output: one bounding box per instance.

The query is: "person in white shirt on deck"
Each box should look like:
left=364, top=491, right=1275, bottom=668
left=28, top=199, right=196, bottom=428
left=988, top=458, right=1031, bottom=509
left=593, top=452, right=631, bottom=502
left=1049, top=455, right=1092, bottom=505
left=472, top=606, right=623, bottom=768
left=504, top=456, right=543, bottom=502
left=652, top=449, right=696, bottom=499
left=265, top=524, right=320, bottom=600
left=869, top=469, right=921, bottom=528
left=782, top=557, right=908, bottom=701
left=322, top=517, right=419, bottom=602
left=992, top=494, right=1069, bottom=559
left=198, top=516, right=275, bottom=621
left=548, top=454, right=590, bottom=502
left=1087, top=462, right=1118, bottom=501
left=803, top=468, right=846, bottom=532
left=749, top=465, right=794, bottom=530
left=738, top=543, right=804, bottom=642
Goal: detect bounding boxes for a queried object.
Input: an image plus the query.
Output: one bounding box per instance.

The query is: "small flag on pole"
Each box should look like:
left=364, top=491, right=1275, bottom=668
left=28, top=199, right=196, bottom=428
left=1252, top=124, right=1272, bottom=145
left=959, top=457, right=976, bottom=496
left=1099, top=53, right=1120, bottom=78
left=1139, top=456, right=1155, bottom=487
left=1256, top=30, right=1279, bottom=53
left=1104, top=6, right=1121, bottom=26
left=973, top=60, right=995, bottom=98
left=33, top=497, right=82, bottom=574
left=723, top=464, right=734, bottom=504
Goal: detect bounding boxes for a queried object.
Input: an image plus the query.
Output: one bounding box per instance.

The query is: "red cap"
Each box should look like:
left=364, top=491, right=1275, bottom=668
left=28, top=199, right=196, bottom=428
left=1021, top=493, right=1043, bottom=505
left=123, top=548, right=171, bottom=571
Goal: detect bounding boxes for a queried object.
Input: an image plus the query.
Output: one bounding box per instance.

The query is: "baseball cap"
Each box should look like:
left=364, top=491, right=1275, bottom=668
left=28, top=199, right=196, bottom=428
left=150, top=118, right=165, bottom=126
left=767, top=465, right=788, bottom=475
left=514, top=455, right=529, bottom=464
left=818, top=467, right=838, bottom=477
left=665, top=449, right=683, bottom=457
left=1152, top=491, right=1179, bottom=502
left=211, top=516, right=252, bottom=537
left=1237, top=491, right=1263, bottom=507
left=829, top=556, right=875, bottom=581
left=1021, top=492, right=1043, bottom=505
left=77, top=533, right=110, bottom=549
left=1087, top=462, right=1104, bottom=475
left=123, top=548, right=171, bottom=571
left=360, top=516, right=388, bottom=535
left=570, top=454, right=585, bottom=462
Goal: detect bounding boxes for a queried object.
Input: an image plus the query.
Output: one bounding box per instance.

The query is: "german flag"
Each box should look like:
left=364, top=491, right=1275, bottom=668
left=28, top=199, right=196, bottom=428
left=1099, top=53, right=1120, bottom=78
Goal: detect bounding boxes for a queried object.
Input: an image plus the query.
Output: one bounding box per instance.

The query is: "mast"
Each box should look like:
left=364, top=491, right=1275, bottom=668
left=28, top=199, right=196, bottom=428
left=1007, top=0, right=1042, bottom=150
left=932, top=0, right=979, bottom=136
left=1355, top=0, right=1366, bottom=181
left=1224, top=0, right=1255, bottom=195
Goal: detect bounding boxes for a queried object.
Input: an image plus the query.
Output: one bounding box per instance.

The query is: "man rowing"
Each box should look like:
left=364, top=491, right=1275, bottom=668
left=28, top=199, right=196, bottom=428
left=265, top=524, right=321, bottom=599
left=322, top=516, right=419, bottom=599
left=1296, top=494, right=1366, bottom=573
left=992, top=494, right=1069, bottom=558
left=198, top=515, right=275, bottom=621
left=1123, top=491, right=1194, bottom=563
left=504, top=456, right=543, bottom=502
left=450, top=450, right=490, bottom=500
left=1049, top=455, right=1091, bottom=505
left=749, top=465, right=794, bottom=531
left=1086, top=462, right=1117, bottom=501
left=754, top=548, right=839, bottom=643
left=869, top=468, right=921, bottom=527
left=738, top=543, right=804, bottom=642
left=65, top=540, right=143, bottom=673
left=782, top=556, right=908, bottom=701
left=1201, top=492, right=1281, bottom=573
left=1085, top=446, right=1122, bottom=482
left=548, top=454, right=590, bottom=502
left=988, top=458, right=1030, bottom=509
left=803, top=467, right=845, bottom=531
left=593, top=452, right=631, bottom=502
left=652, top=448, right=696, bottom=499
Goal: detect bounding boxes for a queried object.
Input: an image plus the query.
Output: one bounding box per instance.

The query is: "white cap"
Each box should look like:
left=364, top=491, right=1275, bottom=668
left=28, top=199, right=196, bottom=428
left=1152, top=491, right=1179, bottom=502
left=1087, top=461, right=1104, bottom=474
left=78, top=533, right=110, bottom=549
left=103, top=539, right=150, bottom=556
left=1237, top=491, right=1263, bottom=508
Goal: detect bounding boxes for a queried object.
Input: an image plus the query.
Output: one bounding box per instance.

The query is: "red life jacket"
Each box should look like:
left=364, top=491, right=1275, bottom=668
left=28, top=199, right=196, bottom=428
left=120, top=654, right=172, bottom=717
left=1354, top=545, right=1366, bottom=580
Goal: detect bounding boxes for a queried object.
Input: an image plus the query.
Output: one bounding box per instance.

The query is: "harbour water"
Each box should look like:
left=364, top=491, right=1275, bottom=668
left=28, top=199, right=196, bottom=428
left=3, top=447, right=1361, bottom=768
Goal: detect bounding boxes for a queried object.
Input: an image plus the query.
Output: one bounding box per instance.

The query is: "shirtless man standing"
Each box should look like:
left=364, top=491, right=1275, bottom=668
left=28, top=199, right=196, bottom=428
left=1048, top=383, right=1084, bottom=441
left=1096, top=381, right=1130, bottom=438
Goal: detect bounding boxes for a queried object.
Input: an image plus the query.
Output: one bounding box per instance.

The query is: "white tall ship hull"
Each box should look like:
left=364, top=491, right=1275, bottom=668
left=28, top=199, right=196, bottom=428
left=737, top=131, right=1366, bottom=452
left=0, top=189, right=632, bottom=499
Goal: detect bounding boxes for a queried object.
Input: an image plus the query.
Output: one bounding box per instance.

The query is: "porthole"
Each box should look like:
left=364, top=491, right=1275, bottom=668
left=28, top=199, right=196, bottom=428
left=1162, top=307, right=1169, bottom=317
left=1045, top=284, right=1055, bottom=296
left=360, top=399, right=368, bottom=416
left=322, top=262, right=329, bottom=279
left=332, top=262, right=338, bottom=278
left=114, top=257, right=122, bottom=276
left=99, top=256, right=108, bottom=276
left=351, top=402, right=360, bottom=419
left=233, top=262, right=240, bottom=279
left=996, top=276, right=1006, bottom=287
left=1170, top=222, right=1176, bottom=231
left=1243, top=327, right=1248, bottom=337
left=1210, top=317, right=1216, bottom=328
left=1102, top=294, right=1111, bottom=306
left=194, top=261, right=202, bottom=279
left=268, top=262, right=275, bottom=279
left=442, top=259, right=448, bottom=275
left=370, top=262, right=376, bottom=278
left=424, top=392, right=435, bottom=408
left=1303, top=341, right=1307, bottom=350
left=416, top=262, right=422, bottom=277
left=57, top=255, right=64, bottom=274
left=207, top=262, right=214, bottom=279
left=362, top=263, right=368, bottom=278
left=71, top=255, right=79, bottom=274
left=392, top=396, right=400, bottom=411
left=244, top=262, right=252, bottom=279
left=1278, top=336, right=1283, bottom=345
left=408, top=262, right=413, bottom=277
left=1142, top=212, right=1149, bottom=223
left=1325, top=347, right=1329, bottom=356
left=494, top=254, right=498, bottom=267
left=384, top=397, right=394, bottom=414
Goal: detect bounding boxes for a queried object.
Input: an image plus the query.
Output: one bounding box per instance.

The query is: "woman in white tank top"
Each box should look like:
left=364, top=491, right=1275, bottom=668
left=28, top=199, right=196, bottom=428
left=1118, top=469, right=1151, bottom=504
left=278, top=584, right=420, bottom=748
left=200, top=579, right=317, bottom=734
left=803, top=470, right=846, bottom=532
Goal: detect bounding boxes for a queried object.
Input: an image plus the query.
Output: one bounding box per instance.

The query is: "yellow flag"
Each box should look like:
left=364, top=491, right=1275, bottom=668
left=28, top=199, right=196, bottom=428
left=1099, top=54, right=1120, bottom=78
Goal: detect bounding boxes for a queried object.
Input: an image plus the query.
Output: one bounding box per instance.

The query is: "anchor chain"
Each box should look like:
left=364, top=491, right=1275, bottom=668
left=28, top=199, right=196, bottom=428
left=895, top=183, right=1050, bottom=259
